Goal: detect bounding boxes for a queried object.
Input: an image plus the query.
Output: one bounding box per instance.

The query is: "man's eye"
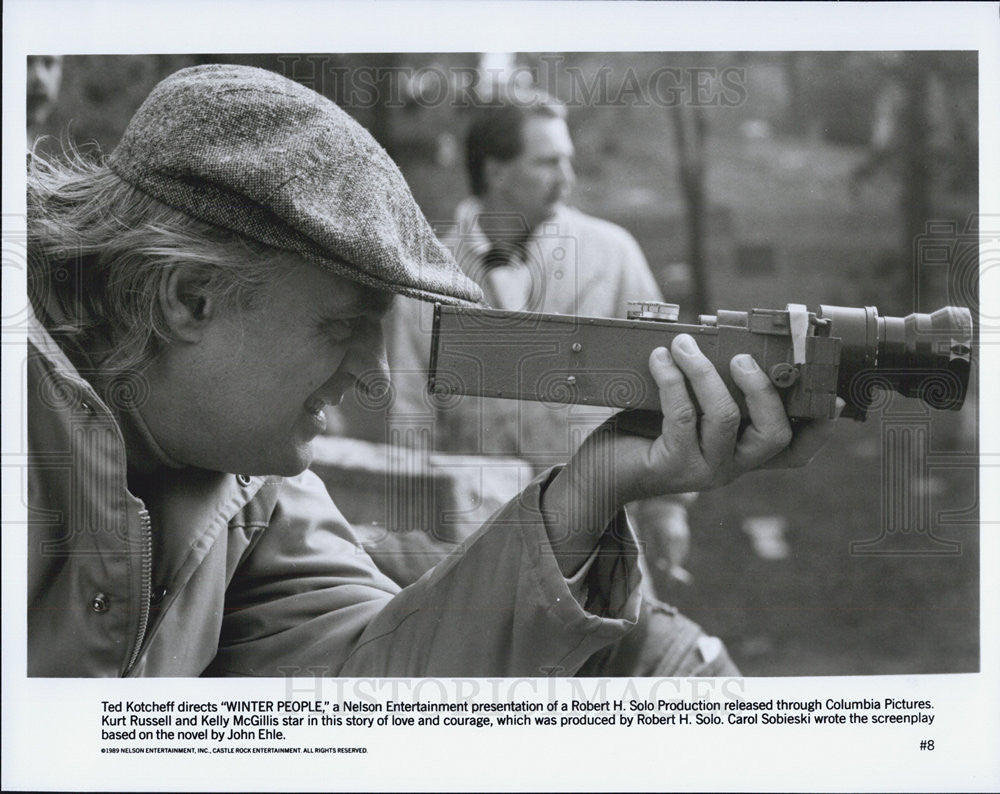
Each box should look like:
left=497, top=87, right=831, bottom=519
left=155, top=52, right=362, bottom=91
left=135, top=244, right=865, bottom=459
left=320, top=319, right=357, bottom=341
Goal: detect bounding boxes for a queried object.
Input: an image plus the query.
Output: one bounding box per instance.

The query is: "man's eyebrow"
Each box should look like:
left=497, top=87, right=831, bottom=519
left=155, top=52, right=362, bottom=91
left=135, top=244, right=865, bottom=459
left=333, top=289, right=396, bottom=318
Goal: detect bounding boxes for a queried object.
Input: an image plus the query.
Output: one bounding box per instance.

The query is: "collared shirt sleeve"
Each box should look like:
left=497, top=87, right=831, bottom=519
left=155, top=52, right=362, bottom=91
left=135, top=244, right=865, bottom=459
left=207, top=468, right=641, bottom=677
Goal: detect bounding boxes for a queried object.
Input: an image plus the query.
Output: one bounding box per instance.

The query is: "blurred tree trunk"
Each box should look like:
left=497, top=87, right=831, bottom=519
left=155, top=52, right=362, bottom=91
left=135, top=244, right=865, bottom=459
left=670, top=104, right=711, bottom=312
left=782, top=52, right=807, bottom=137
left=898, top=53, right=933, bottom=310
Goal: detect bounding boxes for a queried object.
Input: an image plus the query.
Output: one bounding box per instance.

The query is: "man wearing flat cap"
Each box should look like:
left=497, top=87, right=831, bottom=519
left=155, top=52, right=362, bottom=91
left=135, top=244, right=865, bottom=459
left=26, top=64, right=833, bottom=677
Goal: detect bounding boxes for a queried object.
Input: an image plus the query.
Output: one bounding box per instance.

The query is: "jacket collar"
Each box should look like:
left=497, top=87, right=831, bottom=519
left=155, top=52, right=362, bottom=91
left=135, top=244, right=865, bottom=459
left=452, top=198, right=574, bottom=274
left=28, top=307, right=269, bottom=576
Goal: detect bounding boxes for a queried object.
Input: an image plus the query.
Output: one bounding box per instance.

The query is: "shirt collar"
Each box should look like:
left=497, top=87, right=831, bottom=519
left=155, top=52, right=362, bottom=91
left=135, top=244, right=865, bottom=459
left=454, top=198, right=572, bottom=272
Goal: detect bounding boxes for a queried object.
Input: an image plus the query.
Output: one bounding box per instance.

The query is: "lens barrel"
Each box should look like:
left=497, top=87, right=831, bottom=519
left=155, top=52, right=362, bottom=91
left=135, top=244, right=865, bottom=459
left=817, top=305, right=972, bottom=414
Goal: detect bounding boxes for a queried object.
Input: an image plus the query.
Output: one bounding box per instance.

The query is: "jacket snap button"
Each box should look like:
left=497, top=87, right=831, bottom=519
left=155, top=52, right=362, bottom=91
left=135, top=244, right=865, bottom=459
left=80, top=401, right=94, bottom=415
left=91, top=593, right=110, bottom=613
left=236, top=474, right=252, bottom=487
left=151, top=585, right=167, bottom=605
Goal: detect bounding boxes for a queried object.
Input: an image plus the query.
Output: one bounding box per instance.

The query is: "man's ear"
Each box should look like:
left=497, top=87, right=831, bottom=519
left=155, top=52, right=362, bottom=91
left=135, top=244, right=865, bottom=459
left=158, top=266, right=214, bottom=343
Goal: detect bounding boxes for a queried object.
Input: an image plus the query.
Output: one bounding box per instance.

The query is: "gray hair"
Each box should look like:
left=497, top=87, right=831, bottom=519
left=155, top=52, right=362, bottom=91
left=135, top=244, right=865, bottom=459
left=28, top=145, right=291, bottom=374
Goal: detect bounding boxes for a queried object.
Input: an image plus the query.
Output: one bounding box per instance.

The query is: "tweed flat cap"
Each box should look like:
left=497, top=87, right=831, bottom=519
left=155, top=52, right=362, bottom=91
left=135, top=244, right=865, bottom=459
left=108, top=63, right=483, bottom=305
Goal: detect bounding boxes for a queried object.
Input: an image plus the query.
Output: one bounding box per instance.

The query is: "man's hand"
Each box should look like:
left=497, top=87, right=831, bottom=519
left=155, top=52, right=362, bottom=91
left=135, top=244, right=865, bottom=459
left=541, top=333, right=840, bottom=576
left=615, top=333, right=840, bottom=502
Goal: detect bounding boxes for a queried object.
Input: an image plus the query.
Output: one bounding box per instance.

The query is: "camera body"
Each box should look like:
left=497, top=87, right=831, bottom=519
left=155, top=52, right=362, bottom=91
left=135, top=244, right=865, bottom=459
left=428, top=302, right=972, bottom=422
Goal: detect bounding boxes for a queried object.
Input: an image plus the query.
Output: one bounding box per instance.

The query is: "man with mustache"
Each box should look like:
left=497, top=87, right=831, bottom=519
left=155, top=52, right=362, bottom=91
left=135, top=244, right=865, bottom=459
left=26, top=64, right=832, bottom=677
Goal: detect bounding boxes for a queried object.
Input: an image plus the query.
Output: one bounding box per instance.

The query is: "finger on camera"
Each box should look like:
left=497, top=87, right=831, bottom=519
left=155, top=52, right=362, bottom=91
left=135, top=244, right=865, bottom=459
left=649, top=346, right=699, bottom=441
left=668, top=335, right=741, bottom=464
left=729, top=354, right=793, bottom=467
left=763, top=398, right=845, bottom=469
left=671, top=334, right=740, bottom=442
left=730, top=355, right=789, bottom=429
left=763, top=418, right=835, bottom=468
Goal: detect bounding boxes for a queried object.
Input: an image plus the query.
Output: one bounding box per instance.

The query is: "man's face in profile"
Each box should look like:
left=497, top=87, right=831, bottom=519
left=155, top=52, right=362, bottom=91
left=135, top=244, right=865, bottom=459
left=138, top=259, right=393, bottom=477
left=487, top=115, right=576, bottom=232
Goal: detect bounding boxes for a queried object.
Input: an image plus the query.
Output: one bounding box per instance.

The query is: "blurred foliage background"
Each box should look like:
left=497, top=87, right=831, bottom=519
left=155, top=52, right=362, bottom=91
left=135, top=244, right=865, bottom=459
left=29, top=52, right=980, bottom=675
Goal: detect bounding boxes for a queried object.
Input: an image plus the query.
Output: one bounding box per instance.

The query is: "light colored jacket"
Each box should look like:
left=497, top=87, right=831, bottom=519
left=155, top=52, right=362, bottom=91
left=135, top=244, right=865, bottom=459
left=26, top=316, right=641, bottom=677
left=382, top=201, right=694, bottom=597
left=386, top=201, right=665, bottom=463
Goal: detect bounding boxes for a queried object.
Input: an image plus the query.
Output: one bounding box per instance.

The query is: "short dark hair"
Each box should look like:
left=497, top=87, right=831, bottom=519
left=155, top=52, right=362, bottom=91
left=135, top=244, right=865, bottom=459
left=465, top=87, right=566, bottom=197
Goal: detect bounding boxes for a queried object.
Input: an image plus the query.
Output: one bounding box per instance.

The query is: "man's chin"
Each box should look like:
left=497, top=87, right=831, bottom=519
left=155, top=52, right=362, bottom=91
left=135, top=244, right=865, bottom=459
left=541, top=201, right=565, bottom=222
left=274, top=452, right=314, bottom=479
left=241, top=444, right=314, bottom=479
